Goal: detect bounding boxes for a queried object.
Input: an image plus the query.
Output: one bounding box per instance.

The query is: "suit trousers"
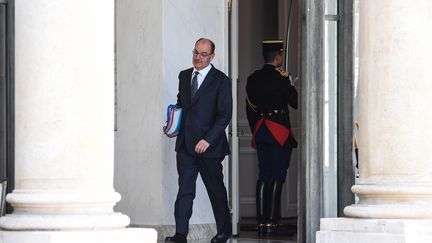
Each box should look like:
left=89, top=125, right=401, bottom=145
left=174, top=146, right=231, bottom=236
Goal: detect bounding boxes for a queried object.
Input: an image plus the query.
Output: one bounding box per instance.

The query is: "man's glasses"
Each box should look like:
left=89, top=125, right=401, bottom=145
left=192, top=50, right=213, bottom=58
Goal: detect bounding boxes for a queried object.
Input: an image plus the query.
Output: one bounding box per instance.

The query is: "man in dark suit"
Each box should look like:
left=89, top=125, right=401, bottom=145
left=246, top=40, right=298, bottom=235
left=165, top=38, right=232, bottom=243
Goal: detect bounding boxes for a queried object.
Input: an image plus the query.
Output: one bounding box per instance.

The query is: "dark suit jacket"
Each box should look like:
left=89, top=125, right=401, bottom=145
left=175, top=65, right=232, bottom=158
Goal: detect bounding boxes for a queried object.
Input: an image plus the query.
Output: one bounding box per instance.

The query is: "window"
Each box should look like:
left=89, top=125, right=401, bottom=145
left=323, top=0, right=339, bottom=218
left=323, top=0, right=356, bottom=217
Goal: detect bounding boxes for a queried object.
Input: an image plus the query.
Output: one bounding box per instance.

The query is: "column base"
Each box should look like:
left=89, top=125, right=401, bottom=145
left=0, top=213, right=130, bottom=230
left=345, top=184, right=432, bottom=218
left=316, top=218, right=432, bottom=243
left=344, top=204, right=432, bottom=218
left=0, top=228, right=157, bottom=243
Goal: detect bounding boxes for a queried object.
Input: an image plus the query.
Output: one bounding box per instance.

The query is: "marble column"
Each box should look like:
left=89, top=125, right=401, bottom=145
left=317, top=0, right=432, bottom=242
left=0, top=0, right=155, bottom=242
left=345, top=0, right=432, bottom=220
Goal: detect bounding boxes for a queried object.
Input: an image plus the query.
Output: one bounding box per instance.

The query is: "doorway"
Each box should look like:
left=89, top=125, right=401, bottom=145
left=229, top=0, right=355, bottom=242
left=230, top=0, right=300, bottom=239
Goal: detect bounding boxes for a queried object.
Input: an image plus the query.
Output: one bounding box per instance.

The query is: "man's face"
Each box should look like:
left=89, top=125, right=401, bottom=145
left=192, top=40, right=215, bottom=71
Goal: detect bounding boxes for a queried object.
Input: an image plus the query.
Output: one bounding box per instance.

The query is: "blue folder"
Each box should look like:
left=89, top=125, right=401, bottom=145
left=163, top=104, right=183, bottom=137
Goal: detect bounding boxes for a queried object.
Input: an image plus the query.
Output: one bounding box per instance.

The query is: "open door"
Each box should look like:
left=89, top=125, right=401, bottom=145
left=229, top=0, right=299, bottom=238
left=229, top=0, right=355, bottom=241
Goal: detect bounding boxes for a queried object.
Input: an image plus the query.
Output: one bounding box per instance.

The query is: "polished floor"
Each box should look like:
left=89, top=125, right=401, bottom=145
left=222, top=231, right=297, bottom=243
left=187, top=238, right=296, bottom=243
left=161, top=233, right=297, bottom=243
left=161, top=218, right=298, bottom=243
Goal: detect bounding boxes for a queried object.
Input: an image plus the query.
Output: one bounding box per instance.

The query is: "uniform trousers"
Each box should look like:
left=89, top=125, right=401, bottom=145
left=255, top=123, right=292, bottom=183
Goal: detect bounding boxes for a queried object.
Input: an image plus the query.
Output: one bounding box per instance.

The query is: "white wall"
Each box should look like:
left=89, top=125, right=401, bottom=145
left=115, top=0, right=228, bottom=226
left=114, top=0, right=164, bottom=225
left=161, top=0, right=228, bottom=225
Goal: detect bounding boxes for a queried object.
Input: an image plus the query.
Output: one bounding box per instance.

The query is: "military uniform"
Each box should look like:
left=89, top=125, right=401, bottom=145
left=245, top=40, right=298, bottom=235
left=246, top=64, right=298, bottom=181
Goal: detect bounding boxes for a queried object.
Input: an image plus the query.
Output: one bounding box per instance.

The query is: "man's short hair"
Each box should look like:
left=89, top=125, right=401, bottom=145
left=196, top=38, right=215, bottom=54
left=262, top=40, right=284, bottom=62
left=263, top=51, right=281, bottom=63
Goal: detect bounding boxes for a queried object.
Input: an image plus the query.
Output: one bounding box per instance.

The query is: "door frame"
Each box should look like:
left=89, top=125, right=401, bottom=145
left=228, top=0, right=354, bottom=241
left=298, top=1, right=324, bottom=242
left=228, top=0, right=324, bottom=240
left=0, top=0, right=15, bottom=214
left=228, top=0, right=240, bottom=236
left=336, top=0, right=355, bottom=217
left=298, top=0, right=355, bottom=242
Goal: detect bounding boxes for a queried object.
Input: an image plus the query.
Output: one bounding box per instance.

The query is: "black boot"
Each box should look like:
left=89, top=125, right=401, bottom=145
left=255, top=180, right=268, bottom=235
left=266, top=181, right=283, bottom=234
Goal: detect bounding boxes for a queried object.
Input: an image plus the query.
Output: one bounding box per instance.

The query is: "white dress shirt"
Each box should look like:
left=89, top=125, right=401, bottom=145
left=192, top=64, right=212, bottom=89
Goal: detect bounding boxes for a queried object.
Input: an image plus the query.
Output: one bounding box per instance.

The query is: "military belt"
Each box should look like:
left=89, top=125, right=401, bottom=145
left=259, top=109, right=288, bottom=116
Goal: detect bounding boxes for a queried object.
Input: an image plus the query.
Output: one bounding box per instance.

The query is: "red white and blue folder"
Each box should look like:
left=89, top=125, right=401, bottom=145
left=163, top=104, right=183, bottom=138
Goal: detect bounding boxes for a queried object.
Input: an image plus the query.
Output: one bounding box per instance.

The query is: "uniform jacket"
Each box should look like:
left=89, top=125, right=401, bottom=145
left=175, top=65, right=233, bottom=158
left=246, top=64, right=298, bottom=148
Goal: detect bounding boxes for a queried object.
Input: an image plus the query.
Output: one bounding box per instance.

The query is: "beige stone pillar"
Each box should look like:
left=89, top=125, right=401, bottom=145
left=0, top=0, right=156, bottom=242
left=317, top=0, right=432, bottom=242
left=344, top=0, right=432, bottom=219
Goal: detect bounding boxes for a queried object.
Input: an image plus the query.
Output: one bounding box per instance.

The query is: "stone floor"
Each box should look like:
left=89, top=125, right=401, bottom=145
left=159, top=233, right=297, bottom=243
left=159, top=218, right=298, bottom=243
left=225, top=231, right=297, bottom=243
left=186, top=239, right=296, bottom=243
left=228, top=217, right=297, bottom=243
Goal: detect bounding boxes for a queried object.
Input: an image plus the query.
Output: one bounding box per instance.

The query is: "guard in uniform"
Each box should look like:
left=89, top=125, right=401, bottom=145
left=246, top=40, right=298, bottom=235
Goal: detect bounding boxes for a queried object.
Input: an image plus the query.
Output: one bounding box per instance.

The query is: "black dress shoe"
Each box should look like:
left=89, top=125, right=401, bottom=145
left=210, top=233, right=230, bottom=243
left=165, top=233, right=187, bottom=243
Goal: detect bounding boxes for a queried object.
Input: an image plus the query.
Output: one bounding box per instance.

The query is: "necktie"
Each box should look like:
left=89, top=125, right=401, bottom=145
left=191, top=71, right=199, bottom=99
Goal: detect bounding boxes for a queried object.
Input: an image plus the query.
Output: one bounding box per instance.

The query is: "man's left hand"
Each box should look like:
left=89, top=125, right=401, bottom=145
left=195, top=139, right=210, bottom=154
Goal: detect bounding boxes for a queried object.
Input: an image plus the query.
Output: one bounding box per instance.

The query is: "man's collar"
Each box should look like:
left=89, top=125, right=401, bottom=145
left=193, top=64, right=212, bottom=76
left=264, top=63, right=277, bottom=67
